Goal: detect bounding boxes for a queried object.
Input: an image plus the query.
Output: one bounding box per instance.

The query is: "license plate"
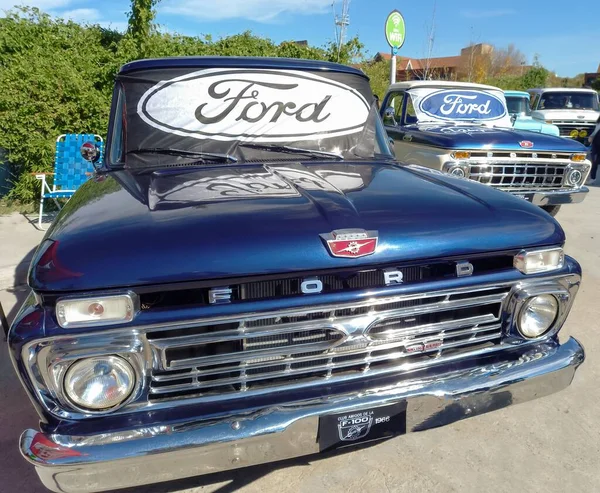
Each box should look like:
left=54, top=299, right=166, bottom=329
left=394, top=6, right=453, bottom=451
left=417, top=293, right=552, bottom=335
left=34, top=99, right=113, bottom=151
left=318, top=402, right=407, bottom=452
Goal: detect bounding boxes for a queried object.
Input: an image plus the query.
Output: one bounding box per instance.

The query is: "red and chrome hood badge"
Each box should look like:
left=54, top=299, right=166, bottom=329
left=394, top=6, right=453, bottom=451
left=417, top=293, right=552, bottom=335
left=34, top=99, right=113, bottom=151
left=320, top=229, right=378, bottom=258
left=519, top=140, right=534, bottom=148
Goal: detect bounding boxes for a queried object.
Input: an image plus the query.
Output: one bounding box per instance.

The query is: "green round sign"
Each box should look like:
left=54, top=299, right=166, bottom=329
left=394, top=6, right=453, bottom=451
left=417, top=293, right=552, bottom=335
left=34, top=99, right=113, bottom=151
left=385, top=10, right=406, bottom=50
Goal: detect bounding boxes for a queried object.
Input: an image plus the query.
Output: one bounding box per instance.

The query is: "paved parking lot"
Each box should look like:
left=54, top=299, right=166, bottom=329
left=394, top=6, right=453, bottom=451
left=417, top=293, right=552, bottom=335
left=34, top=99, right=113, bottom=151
left=1, top=186, right=599, bottom=493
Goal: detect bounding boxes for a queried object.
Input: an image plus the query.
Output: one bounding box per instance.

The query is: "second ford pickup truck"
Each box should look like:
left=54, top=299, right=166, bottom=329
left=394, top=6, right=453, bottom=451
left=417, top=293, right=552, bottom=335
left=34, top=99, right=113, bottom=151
left=382, top=80, right=591, bottom=216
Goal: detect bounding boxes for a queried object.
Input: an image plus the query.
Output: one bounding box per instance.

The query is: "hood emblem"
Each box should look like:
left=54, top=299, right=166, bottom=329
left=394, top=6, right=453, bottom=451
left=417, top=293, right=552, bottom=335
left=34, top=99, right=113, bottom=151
left=519, top=140, right=534, bottom=148
left=320, top=229, right=378, bottom=258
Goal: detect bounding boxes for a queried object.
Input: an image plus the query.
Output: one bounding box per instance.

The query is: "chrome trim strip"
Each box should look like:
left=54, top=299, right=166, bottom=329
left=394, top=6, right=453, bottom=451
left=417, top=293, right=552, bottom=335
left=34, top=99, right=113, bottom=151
left=21, top=337, right=585, bottom=493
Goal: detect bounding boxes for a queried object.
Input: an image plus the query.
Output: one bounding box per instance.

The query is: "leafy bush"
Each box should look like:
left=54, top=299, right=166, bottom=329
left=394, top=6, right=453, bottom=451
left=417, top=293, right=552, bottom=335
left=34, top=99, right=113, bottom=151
left=0, top=7, right=363, bottom=202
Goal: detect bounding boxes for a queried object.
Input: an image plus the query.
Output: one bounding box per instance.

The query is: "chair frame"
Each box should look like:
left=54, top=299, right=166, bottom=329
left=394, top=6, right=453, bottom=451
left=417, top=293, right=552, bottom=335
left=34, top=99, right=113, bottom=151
left=34, top=134, right=103, bottom=229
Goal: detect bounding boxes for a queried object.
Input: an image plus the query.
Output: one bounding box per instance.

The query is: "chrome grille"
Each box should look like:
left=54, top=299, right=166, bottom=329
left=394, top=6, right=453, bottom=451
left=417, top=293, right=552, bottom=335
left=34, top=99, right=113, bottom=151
left=147, top=286, right=511, bottom=402
left=468, top=162, right=566, bottom=191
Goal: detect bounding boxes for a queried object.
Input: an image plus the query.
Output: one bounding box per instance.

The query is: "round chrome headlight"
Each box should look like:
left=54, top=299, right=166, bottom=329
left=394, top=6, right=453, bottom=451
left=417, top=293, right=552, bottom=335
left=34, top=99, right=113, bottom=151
left=448, top=165, right=466, bottom=178
left=64, top=356, right=135, bottom=411
left=518, top=295, right=559, bottom=339
left=567, top=169, right=583, bottom=186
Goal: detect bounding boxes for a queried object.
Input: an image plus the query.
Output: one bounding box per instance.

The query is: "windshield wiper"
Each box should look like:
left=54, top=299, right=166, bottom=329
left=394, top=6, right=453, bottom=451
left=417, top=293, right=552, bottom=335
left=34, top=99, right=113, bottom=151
left=127, top=148, right=238, bottom=163
left=237, top=143, right=343, bottom=160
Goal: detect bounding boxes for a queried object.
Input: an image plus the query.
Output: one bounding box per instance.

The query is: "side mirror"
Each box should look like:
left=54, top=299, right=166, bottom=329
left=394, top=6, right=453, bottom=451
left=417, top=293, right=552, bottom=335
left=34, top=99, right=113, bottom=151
left=510, top=114, right=518, bottom=126
left=80, top=142, right=101, bottom=167
left=383, top=107, right=397, bottom=126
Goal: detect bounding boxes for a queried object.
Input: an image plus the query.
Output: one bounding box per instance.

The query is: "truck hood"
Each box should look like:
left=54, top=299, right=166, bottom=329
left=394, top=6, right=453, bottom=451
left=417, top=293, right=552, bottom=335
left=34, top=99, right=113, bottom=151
left=513, top=116, right=560, bottom=136
left=30, top=162, right=564, bottom=292
left=403, top=123, right=587, bottom=151
left=532, top=109, right=600, bottom=123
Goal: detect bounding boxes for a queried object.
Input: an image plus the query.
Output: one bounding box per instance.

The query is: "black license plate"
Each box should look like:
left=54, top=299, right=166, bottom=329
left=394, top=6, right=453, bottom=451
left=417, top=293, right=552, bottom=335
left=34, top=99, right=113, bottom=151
left=318, top=402, right=407, bottom=452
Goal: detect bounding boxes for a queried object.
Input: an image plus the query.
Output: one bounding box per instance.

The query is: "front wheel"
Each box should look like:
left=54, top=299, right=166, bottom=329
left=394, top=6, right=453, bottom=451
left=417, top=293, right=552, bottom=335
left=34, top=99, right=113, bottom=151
left=541, top=205, right=561, bottom=217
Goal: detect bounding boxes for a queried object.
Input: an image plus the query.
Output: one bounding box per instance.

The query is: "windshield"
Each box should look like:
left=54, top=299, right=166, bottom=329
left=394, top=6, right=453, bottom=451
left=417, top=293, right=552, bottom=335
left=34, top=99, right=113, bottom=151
left=538, top=92, right=599, bottom=111
left=109, top=66, right=391, bottom=169
left=506, top=96, right=532, bottom=116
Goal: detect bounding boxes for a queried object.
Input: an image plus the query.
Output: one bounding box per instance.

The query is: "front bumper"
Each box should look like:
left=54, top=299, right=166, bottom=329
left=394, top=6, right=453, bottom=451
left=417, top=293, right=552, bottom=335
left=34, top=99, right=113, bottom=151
left=21, top=337, right=584, bottom=493
left=511, top=186, right=588, bottom=206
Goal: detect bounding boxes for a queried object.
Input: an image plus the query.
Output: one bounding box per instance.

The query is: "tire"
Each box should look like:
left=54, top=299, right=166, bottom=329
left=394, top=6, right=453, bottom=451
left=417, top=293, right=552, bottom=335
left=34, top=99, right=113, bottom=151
left=541, top=205, right=561, bottom=217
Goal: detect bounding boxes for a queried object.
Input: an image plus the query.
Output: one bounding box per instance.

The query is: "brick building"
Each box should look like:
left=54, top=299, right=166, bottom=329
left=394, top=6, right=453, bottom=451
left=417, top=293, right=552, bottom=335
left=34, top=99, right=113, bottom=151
left=375, top=43, right=529, bottom=81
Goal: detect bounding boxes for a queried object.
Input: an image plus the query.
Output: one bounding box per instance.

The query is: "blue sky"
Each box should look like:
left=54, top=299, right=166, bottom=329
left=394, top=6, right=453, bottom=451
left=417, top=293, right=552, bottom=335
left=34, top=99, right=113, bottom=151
left=1, top=0, right=598, bottom=77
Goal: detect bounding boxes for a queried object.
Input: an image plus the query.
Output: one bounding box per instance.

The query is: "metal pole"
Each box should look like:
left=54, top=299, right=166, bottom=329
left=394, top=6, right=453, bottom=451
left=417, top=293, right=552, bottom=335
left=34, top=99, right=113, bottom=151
left=390, top=51, right=397, bottom=85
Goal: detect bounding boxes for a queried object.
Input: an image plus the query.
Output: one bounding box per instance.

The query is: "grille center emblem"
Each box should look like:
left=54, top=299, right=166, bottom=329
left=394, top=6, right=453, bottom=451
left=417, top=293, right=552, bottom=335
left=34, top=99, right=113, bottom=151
left=320, top=229, right=378, bottom=258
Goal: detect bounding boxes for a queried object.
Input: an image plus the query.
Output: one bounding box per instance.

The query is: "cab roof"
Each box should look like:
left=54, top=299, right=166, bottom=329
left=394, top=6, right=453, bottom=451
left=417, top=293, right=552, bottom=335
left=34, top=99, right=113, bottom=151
left=119, top=56, right=368, bottom=79
left=504, top=90, right=530, bottom=97
left=528, top=87, right=599, bottom=93
left=388, top=80, right=501, bottom=92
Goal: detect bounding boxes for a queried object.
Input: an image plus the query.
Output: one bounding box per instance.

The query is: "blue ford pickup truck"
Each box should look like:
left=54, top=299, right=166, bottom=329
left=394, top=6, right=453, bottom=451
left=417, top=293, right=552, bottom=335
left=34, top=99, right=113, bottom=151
left=382, top=81, right=591, bottom=216
left=9, top=57, right=584, bottom=493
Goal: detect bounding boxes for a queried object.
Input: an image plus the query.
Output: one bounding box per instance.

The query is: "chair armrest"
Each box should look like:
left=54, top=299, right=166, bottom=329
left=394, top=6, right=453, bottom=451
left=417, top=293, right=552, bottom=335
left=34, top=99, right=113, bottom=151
left=31, top=172, right=55, bottom=180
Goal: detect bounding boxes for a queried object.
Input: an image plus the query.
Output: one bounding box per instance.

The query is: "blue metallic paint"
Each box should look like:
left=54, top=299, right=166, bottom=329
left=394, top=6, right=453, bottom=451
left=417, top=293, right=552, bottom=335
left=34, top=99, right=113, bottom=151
left=9, top=256, right=582, bottom=435
left=391, top=124, right=587, bottom=151
left=28, top=162, right=564, bottom=293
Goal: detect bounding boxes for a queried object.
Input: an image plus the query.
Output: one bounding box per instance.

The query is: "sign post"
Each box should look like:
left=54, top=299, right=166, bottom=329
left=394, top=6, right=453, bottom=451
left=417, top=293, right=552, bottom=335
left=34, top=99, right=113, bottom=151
left=384, top=10, right=406, bottom=85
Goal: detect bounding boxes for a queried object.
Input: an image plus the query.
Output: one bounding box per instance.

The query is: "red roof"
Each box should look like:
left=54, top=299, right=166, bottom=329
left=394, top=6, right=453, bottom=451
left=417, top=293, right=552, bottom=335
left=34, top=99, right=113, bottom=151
left=375, top=52, right=463, bottom=72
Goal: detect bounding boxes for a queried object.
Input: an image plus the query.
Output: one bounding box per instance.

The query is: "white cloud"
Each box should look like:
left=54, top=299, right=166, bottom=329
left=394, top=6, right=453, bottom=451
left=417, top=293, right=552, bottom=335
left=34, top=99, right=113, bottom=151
left=461, top=9, right=517, bottom=19
left=163, top=0, right=332, bottom=22
left=59, top=7, right=101, bottom=22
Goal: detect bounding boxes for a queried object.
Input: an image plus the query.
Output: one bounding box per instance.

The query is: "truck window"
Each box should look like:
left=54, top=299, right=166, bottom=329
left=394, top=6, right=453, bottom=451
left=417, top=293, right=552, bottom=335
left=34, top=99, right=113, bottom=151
left=383, top=92, right=404, bottom=125
left=404, top=95, right=418, bottom=125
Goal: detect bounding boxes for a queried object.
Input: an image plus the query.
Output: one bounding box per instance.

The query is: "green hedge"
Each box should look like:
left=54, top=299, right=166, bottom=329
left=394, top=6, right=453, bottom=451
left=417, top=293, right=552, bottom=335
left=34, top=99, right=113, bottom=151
left=0, top=8, right=362, bottom=202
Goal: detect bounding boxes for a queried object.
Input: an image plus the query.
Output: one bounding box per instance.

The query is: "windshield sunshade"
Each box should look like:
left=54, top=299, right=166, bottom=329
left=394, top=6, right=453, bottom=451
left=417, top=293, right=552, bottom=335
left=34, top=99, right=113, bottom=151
left=116, top=67, right=379, bottom=167
left=406, top=87, right=512, bottom=127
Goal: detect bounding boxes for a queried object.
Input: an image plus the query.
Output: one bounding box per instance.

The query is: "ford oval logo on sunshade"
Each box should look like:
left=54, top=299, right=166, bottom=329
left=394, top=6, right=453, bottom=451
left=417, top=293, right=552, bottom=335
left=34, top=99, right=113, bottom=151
left=137, top=69, right=370, bottom=142
left=419, top=89, right=507, bottom=122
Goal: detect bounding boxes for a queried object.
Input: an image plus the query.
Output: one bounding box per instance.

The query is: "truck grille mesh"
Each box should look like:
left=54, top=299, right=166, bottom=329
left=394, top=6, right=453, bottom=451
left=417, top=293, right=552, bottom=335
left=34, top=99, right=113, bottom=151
left=468, top=163, right=567, bottom=191
left=147, top=285, right=511, bottom=403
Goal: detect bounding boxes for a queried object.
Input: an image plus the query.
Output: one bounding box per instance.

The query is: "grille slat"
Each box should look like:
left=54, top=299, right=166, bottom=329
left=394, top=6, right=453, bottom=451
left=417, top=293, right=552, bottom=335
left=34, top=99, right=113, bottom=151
left=148, top=285, right=511, bottom=402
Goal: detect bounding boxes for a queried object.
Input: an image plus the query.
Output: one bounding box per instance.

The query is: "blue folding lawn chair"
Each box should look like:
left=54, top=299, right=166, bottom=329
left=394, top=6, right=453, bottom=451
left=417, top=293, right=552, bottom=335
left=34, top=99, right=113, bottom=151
left=35, top=134, right=103, bottom=228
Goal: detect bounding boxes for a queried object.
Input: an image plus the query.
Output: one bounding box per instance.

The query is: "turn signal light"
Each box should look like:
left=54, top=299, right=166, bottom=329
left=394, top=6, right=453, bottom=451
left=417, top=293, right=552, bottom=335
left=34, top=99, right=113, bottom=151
left=514, top=248, right=564, bottom=275
left=570, top=154, right=587, bottom=162
left=451, top=151, right=471, bottom=160
left=56, top=293, right=137, bottom=328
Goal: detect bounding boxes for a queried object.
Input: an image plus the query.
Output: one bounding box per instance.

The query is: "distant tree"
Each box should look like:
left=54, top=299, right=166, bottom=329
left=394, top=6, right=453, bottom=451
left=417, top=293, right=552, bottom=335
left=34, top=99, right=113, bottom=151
left=491, top=44, right=526, bottom=77
left=127, top=0, right=161, bottom=56
left=592, top=79, right=600, bottom=92
left=359, top=59, right=390, bottom=99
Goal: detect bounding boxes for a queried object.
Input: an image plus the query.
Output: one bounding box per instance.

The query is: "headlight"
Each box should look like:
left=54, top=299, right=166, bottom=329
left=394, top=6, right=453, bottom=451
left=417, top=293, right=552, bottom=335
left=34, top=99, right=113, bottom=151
left=518, top=295, right=559, bottom=338
left=443, top=162, right=469, bottom=178
left=514, top=248, right=564, bottom=274
left=64, top=356, right=135, bottom=411
left=566, top=168, right=584, bottom=186
left=570, top=129, right=580, bottom=139
left=56, top=293, right=137, bottom=328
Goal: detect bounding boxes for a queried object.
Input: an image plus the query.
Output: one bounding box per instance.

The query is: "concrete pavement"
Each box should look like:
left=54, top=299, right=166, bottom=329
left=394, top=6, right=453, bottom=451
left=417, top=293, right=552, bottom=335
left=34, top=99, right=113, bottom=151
left=1, top=189, right=599, bottom=493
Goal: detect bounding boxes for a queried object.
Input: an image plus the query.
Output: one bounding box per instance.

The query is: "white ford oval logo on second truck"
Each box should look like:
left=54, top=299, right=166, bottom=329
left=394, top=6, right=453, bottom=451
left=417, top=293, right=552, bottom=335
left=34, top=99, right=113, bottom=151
left=137, top=69, right=370, bottom=142
left=418, top=89, right=507, bottom=122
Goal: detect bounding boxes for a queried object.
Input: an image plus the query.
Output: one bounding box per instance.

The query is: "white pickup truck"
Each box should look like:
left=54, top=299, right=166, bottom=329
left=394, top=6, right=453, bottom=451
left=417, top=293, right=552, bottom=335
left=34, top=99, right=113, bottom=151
left=528, top=88, right=600, bottom=145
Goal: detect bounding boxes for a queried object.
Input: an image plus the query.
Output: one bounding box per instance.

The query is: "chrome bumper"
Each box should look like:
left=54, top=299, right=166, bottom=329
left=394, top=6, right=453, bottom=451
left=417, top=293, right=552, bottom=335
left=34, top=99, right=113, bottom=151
left=511, top=186, right=588, bottom=206
left=21, top=337, right=584, bottom=493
